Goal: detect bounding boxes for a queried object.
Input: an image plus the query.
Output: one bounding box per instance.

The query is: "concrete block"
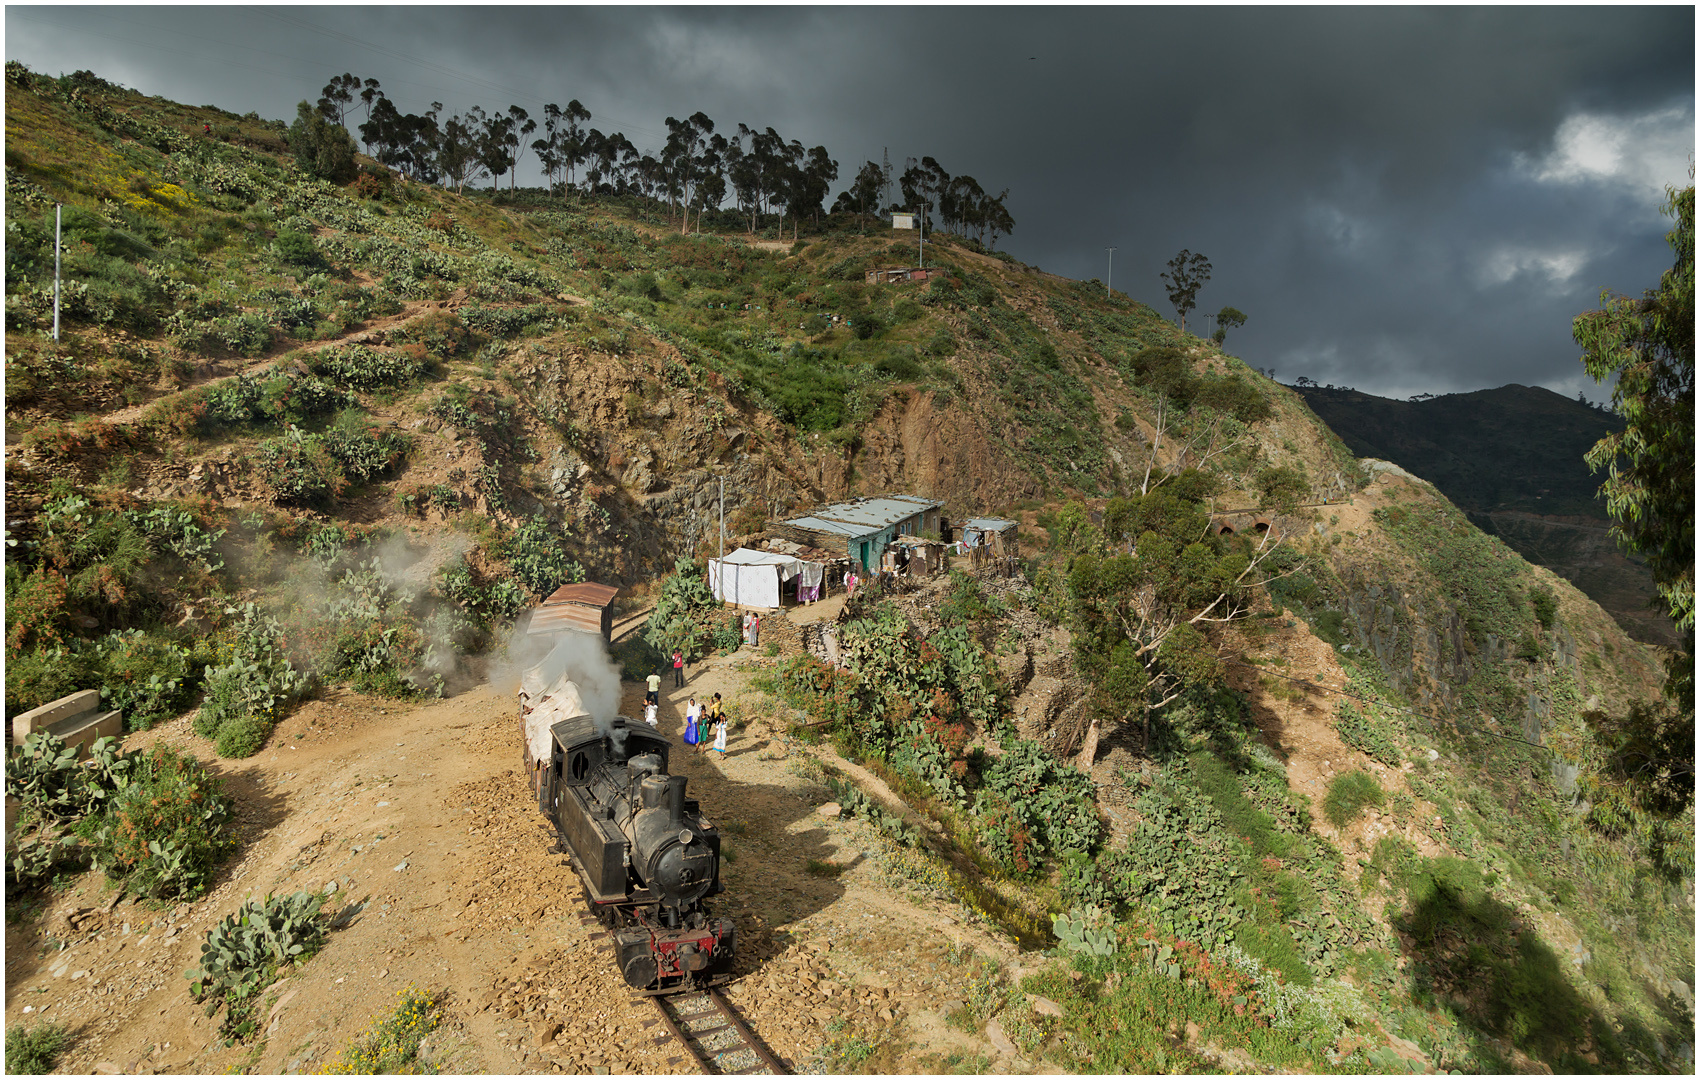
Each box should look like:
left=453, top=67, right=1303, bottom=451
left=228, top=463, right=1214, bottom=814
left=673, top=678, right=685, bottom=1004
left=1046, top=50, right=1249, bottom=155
left=12, top=690, right=101, bottom=746
left=49, top=710, right=124, bottom=756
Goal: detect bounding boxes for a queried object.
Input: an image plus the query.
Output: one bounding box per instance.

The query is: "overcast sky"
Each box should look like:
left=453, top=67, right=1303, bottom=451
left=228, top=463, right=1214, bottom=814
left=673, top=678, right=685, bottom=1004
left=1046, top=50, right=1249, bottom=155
left=7, top=6, right=1693, bottom=401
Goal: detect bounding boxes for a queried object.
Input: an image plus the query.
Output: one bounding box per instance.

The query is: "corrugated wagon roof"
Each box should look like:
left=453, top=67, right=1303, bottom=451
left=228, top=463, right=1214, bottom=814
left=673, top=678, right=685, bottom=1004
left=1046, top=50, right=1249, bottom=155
left=783, top=516, right=865, bottom=536
left=543, top=582, right=620, bottom=608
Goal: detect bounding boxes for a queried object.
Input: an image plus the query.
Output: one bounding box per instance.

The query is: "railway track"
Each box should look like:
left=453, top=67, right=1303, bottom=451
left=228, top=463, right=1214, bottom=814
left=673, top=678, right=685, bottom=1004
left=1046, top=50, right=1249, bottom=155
left=575, top=909, right=787, bottom=1074
left=645, top=986, right=789, bottom=1074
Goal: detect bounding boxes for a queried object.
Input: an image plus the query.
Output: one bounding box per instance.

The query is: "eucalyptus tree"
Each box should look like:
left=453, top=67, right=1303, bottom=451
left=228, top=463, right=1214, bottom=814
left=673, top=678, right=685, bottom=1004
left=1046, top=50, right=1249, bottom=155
left=503, top=105, right=536, bottom=190
left=534, top=103, right=565, bottom=194
left=663, top=111, right=715, bottom=232
left=317, top=72, right=360, bottom=126
left=436, top=112, right=487, bottom=194
left=689, top=133, right=730, bottom=233
left=1161, top=250, right=1212, bottom=332
left=558, top=100, right=592, bottom=195
left=833, top=160, right=886, bottom=232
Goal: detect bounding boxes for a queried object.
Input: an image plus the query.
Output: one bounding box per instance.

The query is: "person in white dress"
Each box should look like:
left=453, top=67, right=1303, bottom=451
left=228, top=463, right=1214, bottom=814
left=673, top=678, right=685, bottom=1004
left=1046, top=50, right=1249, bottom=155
left=712, top=716, right=728, bottom=754
left=643, top=701, right=658, bottom=727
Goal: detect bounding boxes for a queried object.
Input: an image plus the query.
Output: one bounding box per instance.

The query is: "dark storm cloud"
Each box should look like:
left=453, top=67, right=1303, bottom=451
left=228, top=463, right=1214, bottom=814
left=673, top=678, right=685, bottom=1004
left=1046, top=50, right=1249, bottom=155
left=7, top=6, right=1692, bottom=400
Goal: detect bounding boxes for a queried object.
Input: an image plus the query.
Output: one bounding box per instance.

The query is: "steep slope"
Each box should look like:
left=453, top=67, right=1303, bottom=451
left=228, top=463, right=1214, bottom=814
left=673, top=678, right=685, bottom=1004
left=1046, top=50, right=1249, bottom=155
left=1294, top=383, right=1674, bottom=647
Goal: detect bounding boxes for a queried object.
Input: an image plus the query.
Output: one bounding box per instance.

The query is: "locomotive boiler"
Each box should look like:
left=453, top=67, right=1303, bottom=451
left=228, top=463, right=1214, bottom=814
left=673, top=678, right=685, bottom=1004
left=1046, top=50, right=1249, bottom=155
left=521, top=686, right=735, bottom=991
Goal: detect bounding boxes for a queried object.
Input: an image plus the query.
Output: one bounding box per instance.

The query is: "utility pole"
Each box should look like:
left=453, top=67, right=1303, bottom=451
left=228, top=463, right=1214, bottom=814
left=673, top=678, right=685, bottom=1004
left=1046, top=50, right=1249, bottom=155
left=53, top=203, right=62, bottom=345
left=1105, top=246, right=1116, bottom=299
left=918, top=201, right=925, bottom=269
left=718, top=476, right=726, bottom=563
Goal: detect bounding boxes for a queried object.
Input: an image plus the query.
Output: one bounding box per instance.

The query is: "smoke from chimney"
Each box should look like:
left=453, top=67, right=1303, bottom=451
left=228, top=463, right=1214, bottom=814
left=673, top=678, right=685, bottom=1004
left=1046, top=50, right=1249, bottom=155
left=508, top=629, right=624, bottom=764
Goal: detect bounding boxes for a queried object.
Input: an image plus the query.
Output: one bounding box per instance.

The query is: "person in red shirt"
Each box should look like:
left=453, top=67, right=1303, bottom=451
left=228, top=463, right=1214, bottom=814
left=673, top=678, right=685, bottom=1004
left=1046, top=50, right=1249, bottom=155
left=672, top=648, right=685, bottom=688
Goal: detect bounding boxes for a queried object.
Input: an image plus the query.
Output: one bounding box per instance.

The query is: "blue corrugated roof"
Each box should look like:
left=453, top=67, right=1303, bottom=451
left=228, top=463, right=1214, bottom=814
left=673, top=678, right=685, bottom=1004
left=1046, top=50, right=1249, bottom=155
left=781, top=493, right=941, bottom=534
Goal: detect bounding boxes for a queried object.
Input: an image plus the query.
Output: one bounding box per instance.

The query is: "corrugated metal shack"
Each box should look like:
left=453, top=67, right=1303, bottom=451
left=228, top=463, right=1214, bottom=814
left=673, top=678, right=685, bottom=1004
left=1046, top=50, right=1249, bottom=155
left=960, top=517, right=1020, bottom=557
left=770, top=494, right=943, bottom=574
left=960, top=517, right=1020, bottom=576
left=525, top=581, right=621, bottom=642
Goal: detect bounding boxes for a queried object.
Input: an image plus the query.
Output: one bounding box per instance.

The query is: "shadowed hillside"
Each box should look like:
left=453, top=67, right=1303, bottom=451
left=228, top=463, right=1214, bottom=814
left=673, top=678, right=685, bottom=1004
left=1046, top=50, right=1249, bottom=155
left=1294, top=384, right=1675, bottom=648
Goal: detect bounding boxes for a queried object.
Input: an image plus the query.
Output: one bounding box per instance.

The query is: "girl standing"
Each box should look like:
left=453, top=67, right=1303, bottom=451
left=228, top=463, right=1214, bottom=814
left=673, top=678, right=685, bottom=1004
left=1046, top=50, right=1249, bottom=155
left=682, top=697, right=701, bottom=749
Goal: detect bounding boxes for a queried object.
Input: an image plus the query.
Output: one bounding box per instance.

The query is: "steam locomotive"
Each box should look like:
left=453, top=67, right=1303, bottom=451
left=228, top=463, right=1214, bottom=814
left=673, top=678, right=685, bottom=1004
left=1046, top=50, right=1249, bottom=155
left=521, top=705, right=735, bottom=992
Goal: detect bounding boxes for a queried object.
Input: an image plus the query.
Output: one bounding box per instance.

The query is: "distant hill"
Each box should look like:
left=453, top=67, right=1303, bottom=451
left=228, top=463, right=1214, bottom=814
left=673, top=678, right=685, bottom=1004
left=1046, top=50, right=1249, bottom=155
left=1295, top=383, right=1676, bottom=647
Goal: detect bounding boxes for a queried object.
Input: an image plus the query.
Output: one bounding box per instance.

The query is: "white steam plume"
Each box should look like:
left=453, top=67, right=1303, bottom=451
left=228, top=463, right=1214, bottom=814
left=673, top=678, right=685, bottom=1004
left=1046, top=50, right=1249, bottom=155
left=503, top=628, right=624, bottom=764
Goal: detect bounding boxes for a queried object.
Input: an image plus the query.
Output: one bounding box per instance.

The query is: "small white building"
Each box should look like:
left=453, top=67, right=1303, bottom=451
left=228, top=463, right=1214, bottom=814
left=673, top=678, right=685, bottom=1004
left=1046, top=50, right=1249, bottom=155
left=708, top=547, right=824, bottom=609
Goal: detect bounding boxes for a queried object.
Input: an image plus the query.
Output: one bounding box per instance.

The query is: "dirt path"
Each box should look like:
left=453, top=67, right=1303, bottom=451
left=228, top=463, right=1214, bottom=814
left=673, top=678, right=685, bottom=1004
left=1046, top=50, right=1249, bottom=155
left=101, top=299, right=439, bottom=428
left=5, top=650, right=1023, bottom=1075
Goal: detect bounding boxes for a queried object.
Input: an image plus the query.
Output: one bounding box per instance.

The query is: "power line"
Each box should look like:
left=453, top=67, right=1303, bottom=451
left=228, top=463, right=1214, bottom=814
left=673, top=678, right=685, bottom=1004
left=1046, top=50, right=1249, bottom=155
left=9, top=11, right=306, bottom=85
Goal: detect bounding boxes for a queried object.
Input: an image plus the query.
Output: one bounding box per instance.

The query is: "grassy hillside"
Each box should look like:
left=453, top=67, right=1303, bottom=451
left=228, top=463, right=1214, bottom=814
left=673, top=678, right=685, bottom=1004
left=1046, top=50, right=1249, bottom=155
left=5, top=64, right=1691, bottom=1075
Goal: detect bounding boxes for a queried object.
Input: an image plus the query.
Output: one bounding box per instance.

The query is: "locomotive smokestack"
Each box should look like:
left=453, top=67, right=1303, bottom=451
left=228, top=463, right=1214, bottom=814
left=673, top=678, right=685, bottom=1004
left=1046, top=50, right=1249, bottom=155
left=609, top=718, right=629, bottom=762
left=667, top=775, right=688, bottom=829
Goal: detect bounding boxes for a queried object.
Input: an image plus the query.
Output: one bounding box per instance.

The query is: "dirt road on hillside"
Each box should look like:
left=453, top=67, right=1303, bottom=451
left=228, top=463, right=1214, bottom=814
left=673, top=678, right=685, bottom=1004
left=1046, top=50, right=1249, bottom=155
left=5, top=648, right=1020, bottom=1075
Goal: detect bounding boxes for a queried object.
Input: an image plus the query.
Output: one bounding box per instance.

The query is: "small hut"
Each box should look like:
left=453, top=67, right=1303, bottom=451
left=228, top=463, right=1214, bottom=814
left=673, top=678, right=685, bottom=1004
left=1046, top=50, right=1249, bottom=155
left=959, top=517, right=1020, bottom=576
left=960, top=518, right=1019, bottom=557
left=888, top=534, right=947, bottom=577
left=525, top=581, right=621, bottom=642
left=770, top=494, right=943, bottom=575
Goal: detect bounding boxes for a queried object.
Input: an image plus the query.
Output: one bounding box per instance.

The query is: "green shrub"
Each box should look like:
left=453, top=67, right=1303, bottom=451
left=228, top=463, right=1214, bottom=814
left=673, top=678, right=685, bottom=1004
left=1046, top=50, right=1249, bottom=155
left=1129, top=346, right=1197, bottom=407
left=5, top=731, right=123, bottom=823
left=1529, top=584, right=1557, bottom=631
left=82, top=743, right=237, bottom=898
left=1194, top=373, right=1273, bottom=424
left=1322, top=770, right=1384, bottom=829
left=440, top=560, right=530, bottom=623
left=92, top=630, right=197, bottom=729
left=974, top=739, right=1103, bottom=870
left=272, top=229, right=325, bottom=269
left=644, top=558, right=716, bottom=660
left=288, top=100, right=357, bottom=183
left=5, top=646, right=98, bottom=723
left=1311, top=609, right=1348, bottom=646
left=255, top=429, right=346, bottom=504
left=1255, top=464, right=1309, bottom=512
left=501, top=516, right=584, bottom=599
left=194, top=604, right=311, bottom=758
left=187, top=891, right=327, bottom=1043
left=1334, top=699, right=1402, bottom=767
left=5, top=1022, right=68, bottom=1074
left=308, top=345, right=425, bottom=388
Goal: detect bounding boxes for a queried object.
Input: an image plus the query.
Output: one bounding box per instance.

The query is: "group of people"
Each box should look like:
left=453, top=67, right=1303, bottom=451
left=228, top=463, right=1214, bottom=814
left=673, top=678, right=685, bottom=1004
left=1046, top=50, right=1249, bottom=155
left=682, top=693, right=727, bottom=754
left=643, top=668, right=727, bottom=754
